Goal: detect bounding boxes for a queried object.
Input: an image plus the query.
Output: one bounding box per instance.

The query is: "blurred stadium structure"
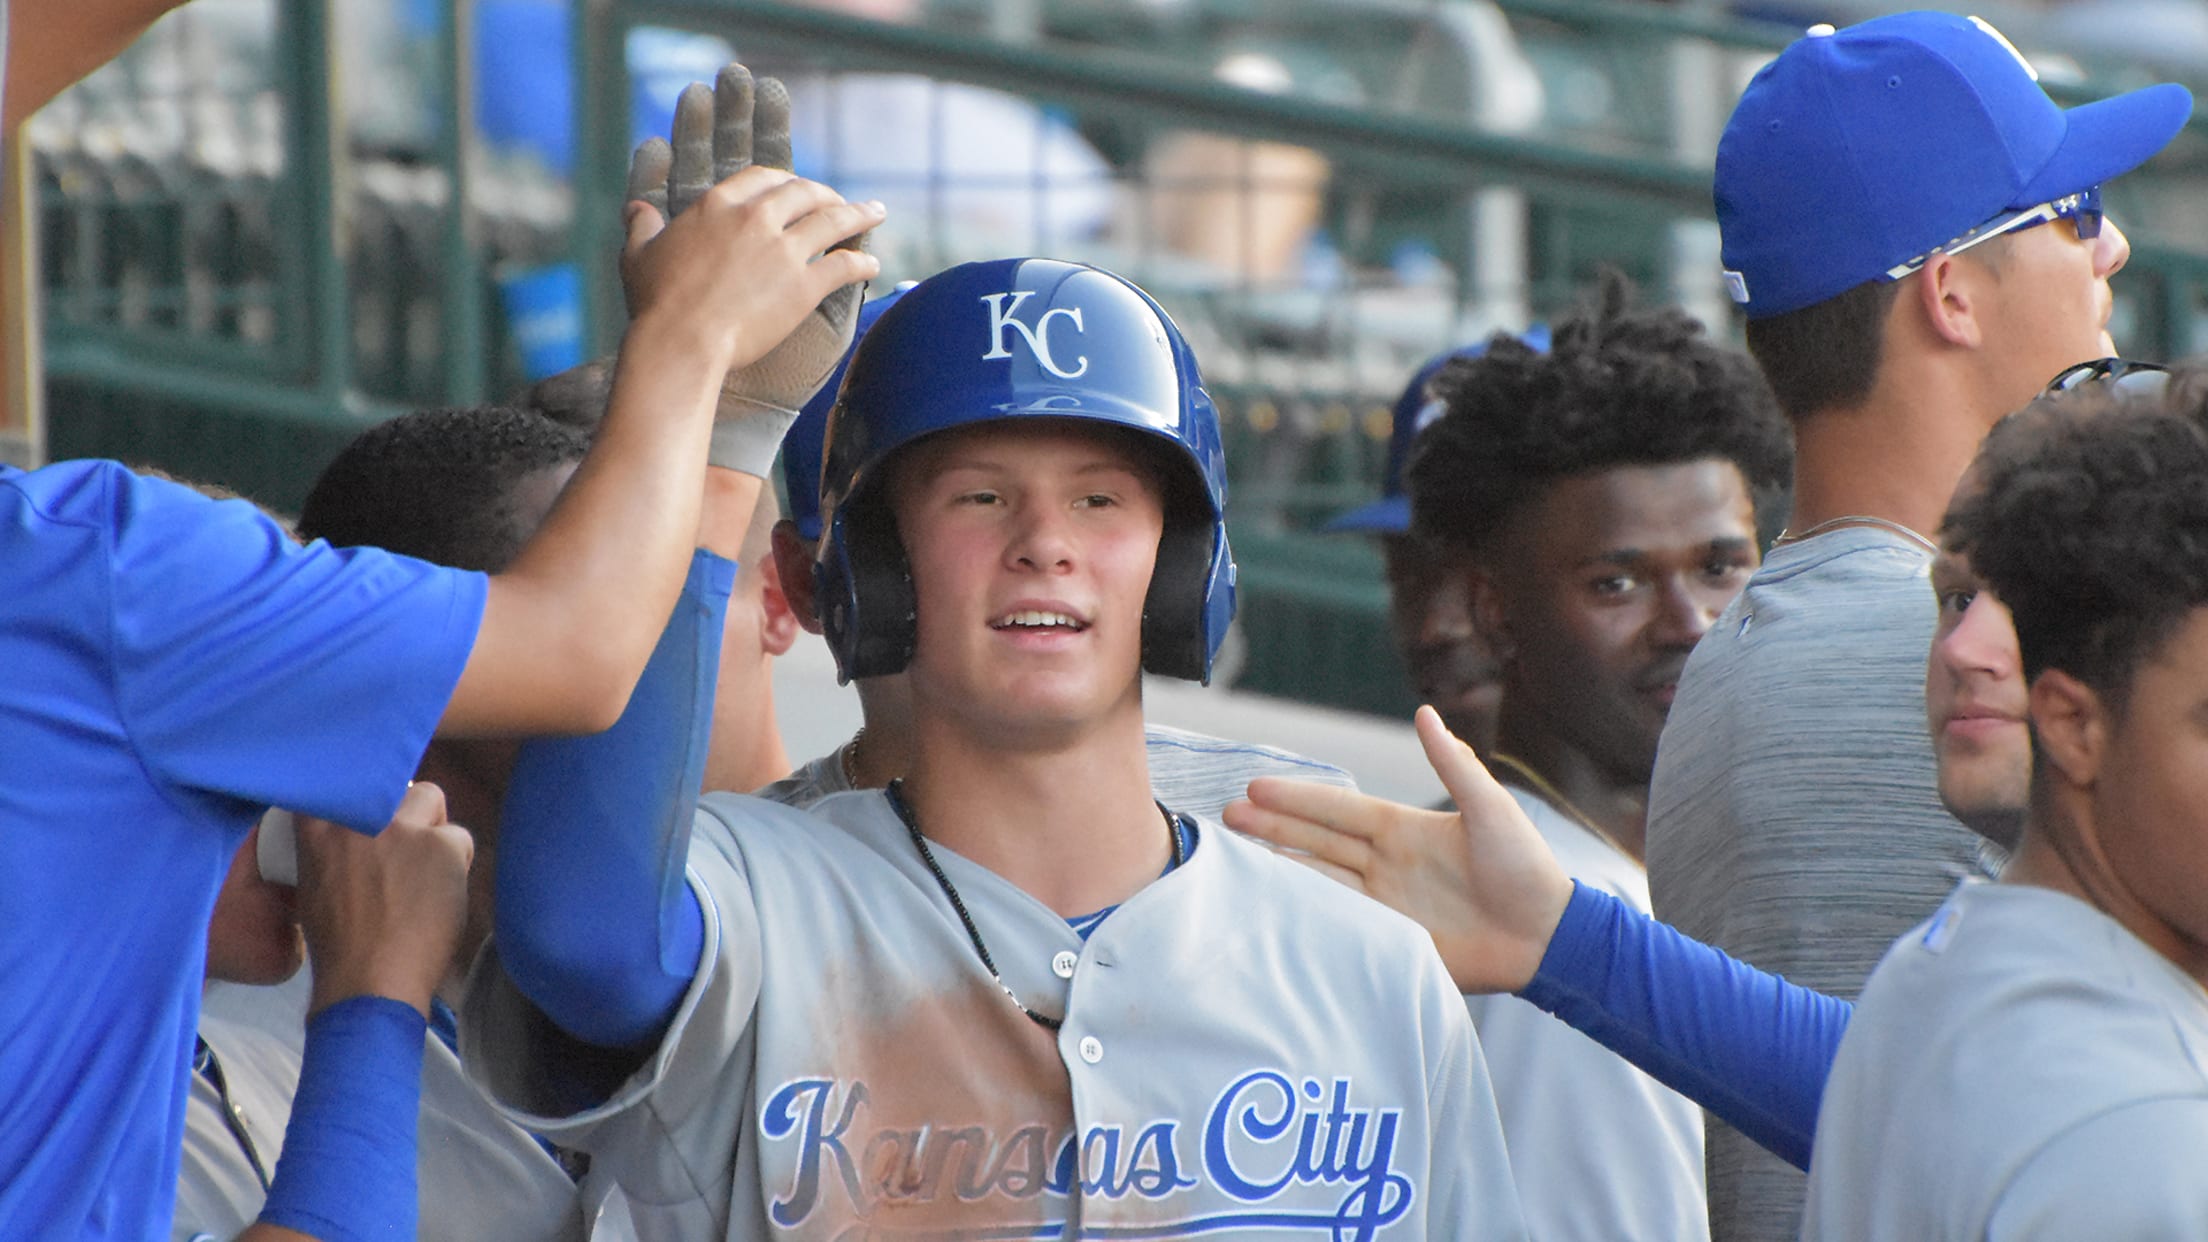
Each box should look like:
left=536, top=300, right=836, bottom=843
left=16, top=0, right=2208, bottom=714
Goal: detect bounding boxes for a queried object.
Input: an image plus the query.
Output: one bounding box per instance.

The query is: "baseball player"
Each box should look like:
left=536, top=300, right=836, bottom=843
left=758, top=284, right=1359, bottom=817
left=1382, top=273, right=1793, bottom=1240
left=0, top=69, right=881, bottom=1242
left=461, top=256, right=1529, bottom=1240
left=1642, top=15, right=2191, bottom=1237
left=173, top=409, right=641, bottom=1241
left=1, top=58, right=877, bottom=1237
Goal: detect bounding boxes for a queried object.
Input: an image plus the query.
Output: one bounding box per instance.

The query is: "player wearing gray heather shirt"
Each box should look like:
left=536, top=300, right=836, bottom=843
left=1646, top=528, right=2004, bottom=1234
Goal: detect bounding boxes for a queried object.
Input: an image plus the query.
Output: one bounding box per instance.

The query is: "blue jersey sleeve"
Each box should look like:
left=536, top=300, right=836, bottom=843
left=87, top=463, right=487, bottom=832
left=1517, top=881, right=1853, bottom=1171
left=495, top=549, right=730, bottom=1049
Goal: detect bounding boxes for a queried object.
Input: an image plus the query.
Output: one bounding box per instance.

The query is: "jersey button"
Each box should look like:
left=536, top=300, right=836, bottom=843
left=1078, top=1035, right=1104, bottom=1064
left=1052, top=950, right=1079, bottom=978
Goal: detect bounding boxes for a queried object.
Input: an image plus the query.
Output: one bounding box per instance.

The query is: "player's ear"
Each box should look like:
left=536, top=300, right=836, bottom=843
left=2027, top=666, right=2104, bottom=788
left=759, top=558, right=801, bottom=656
left=1914, top=251, right=1988, bottom=350
left=771, top=519, right=824, bottom=634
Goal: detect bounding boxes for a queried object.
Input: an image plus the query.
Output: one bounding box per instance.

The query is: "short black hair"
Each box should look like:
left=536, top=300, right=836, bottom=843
left=1742, top=278, right=1901, bottom=422
left=297, top=406, right=589, bottom=573
left=1944, top=368, right=2208, bottom=712
left=1407, top=270, right=1793, bottom=553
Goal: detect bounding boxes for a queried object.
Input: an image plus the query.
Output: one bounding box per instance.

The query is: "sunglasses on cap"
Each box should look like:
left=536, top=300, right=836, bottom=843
left=2041, top=356, right=2169, bottom=396
left=1885, top=187, right=2104, bottom=281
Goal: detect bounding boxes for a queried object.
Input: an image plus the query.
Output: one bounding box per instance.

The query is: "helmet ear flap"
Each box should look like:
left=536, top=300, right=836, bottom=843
left=816, top=492, right=918, bottom=684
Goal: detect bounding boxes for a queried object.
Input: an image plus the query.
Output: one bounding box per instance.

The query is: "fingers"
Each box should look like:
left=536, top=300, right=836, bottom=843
left=627, top=137, right=672, bottom=219
left=393, top=778, right=449, bottom=828
left=668, top=82, right=717, bottom=220
left=713, top=63, right=757, bottom=181
left=1220, top=790, right=1375, bottom=875
left=779, top=194, right=889, bottom=258
left=751, top=74, right=793, bottom=173
left=1415, top=704, right=1507, bottom=810
left=622, top=200, right=667, bottom=254
left=1241, top=775, right=1392, bottom=842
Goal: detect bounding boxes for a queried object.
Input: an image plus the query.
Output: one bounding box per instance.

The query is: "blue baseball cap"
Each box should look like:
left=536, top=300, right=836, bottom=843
left=1716, top=11, right=2192, bottom=320
left=1326, top=327, right=1549, bottom=534
left=781, top=283, right=913, bottom=540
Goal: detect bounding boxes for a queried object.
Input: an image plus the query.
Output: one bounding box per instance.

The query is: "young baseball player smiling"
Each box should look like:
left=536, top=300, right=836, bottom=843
left=460, top=257, right=1528, bottom=1240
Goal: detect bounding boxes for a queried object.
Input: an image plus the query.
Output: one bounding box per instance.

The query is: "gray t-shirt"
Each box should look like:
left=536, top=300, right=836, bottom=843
left=1643, top=528, right=2002, bottom=1242
left=1804, top=881, right=2208, bottom=1240
left=755, top=722, right=1357, bottom=814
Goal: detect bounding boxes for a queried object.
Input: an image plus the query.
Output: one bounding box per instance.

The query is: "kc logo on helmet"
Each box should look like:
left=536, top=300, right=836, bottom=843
left=980, top=292, right=1089, bottom=379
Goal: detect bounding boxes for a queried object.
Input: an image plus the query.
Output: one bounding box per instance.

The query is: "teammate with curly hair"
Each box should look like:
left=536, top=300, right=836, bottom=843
left=1398, top=272, right=1788, bottom=1241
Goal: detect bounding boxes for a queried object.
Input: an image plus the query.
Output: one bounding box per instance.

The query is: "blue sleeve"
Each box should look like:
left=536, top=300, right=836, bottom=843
left=1517, top=881, right=1853, bottom=1171
left=257, top=997, right=427, bottom=1242
left=494, top=549, right=730, bottom=1049
left=87, top=463, right=487, bottom=833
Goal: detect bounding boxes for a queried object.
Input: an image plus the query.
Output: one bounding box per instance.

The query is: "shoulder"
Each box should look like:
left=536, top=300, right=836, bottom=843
left=1986, top=1098, right=2208, bottom=1238
left=1143, top=723, right=1351, bottom=778
left=1196, top=825, right=1445, bottom=962
left=1824, top=885, right=2208, bottom=1201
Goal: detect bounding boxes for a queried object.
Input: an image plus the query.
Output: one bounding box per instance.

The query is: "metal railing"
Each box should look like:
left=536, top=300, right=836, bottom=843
left=34, top=0, right=2208, bottom=713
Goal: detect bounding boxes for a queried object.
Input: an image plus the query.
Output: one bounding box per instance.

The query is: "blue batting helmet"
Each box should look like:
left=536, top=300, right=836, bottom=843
left=814, top=257, right=1235, bottom=684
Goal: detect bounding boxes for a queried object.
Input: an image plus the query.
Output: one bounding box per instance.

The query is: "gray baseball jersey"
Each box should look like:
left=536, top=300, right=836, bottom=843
left=1804, top=880, right=2208, bottom=1241
left=176, top=972, right=616, bottom=1241
left=1464, top=789, right=1707, bottom=1242
left=753, top=723, right=1357, bottom=815
left=462, top=789, right=1528, bottom=1240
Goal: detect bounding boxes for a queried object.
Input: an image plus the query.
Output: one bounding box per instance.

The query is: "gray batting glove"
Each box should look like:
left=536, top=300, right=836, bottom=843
left=628, top=63, right=866, bottom=477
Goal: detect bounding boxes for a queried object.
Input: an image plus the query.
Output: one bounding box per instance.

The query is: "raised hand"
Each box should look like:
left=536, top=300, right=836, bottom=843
left=1221, top=706, right=1574, bottom=993
left=624, top=63, right=878, bottom=476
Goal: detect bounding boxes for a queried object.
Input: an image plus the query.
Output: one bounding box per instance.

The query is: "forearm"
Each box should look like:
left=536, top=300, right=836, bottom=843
left=1517, top=881, right=1852, bottom=1171
left=496, top=550, right=728, bottom=1048
left=4, top=0, right=190, bottom=128
left=249, top=998, right=427, bottom=1242
left=446, top=318, right=725, bottom=736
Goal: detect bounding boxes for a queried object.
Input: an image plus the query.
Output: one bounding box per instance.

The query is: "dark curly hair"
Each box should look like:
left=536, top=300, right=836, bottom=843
left=297, top=406, right=589, bottom=573
left=1944, top=367, right=2208, bottom=711
left=1406, top=271, right=1793, bottom=553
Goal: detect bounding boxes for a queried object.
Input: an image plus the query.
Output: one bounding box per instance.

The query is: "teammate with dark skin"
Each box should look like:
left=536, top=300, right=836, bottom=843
left=1406, top=276, right=1789, bottom=859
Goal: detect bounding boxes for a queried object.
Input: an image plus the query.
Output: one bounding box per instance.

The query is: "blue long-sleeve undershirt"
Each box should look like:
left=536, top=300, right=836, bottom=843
left=1517, top=881, right=1854, bottom=1171
left=495, top=549, right=729, bottom=1049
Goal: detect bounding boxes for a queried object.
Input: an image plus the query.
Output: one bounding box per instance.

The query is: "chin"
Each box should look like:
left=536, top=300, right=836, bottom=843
left=1942, top=790, right=2027, bottom=854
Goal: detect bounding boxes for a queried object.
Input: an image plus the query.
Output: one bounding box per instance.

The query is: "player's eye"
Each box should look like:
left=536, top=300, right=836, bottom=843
left=1590, top=573, right=1638, bottom=597
left=1075, top=493, right=1118, bottom=510
left=956, top=489, right=1004, bottom=507
left=1937, top=588, right=1978, bottom=616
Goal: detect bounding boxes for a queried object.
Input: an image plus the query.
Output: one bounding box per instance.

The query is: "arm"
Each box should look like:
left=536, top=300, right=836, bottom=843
left=240, top=785, right=473, bottom=1242
left=1521, top=882, right=1849, bottom=1171
left=4, top=0, right=190, bottom=128
left=1225, top=706, right=1848, bottom=1171
left=438, top=64, right=879, bottom=737
left=494, top=550, right=729, bottom=1050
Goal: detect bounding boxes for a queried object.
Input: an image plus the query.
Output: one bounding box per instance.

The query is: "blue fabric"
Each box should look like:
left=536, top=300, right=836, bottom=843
left=1518, top=880, right=1853, bottom=1171
left=0, top=460, right=483, bottom=1240
left=499, top=549, right=730, bottom=1048
left=1063, top=816, right=1197, bottom=941
left=258, top=997, right=428, bottom=1242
